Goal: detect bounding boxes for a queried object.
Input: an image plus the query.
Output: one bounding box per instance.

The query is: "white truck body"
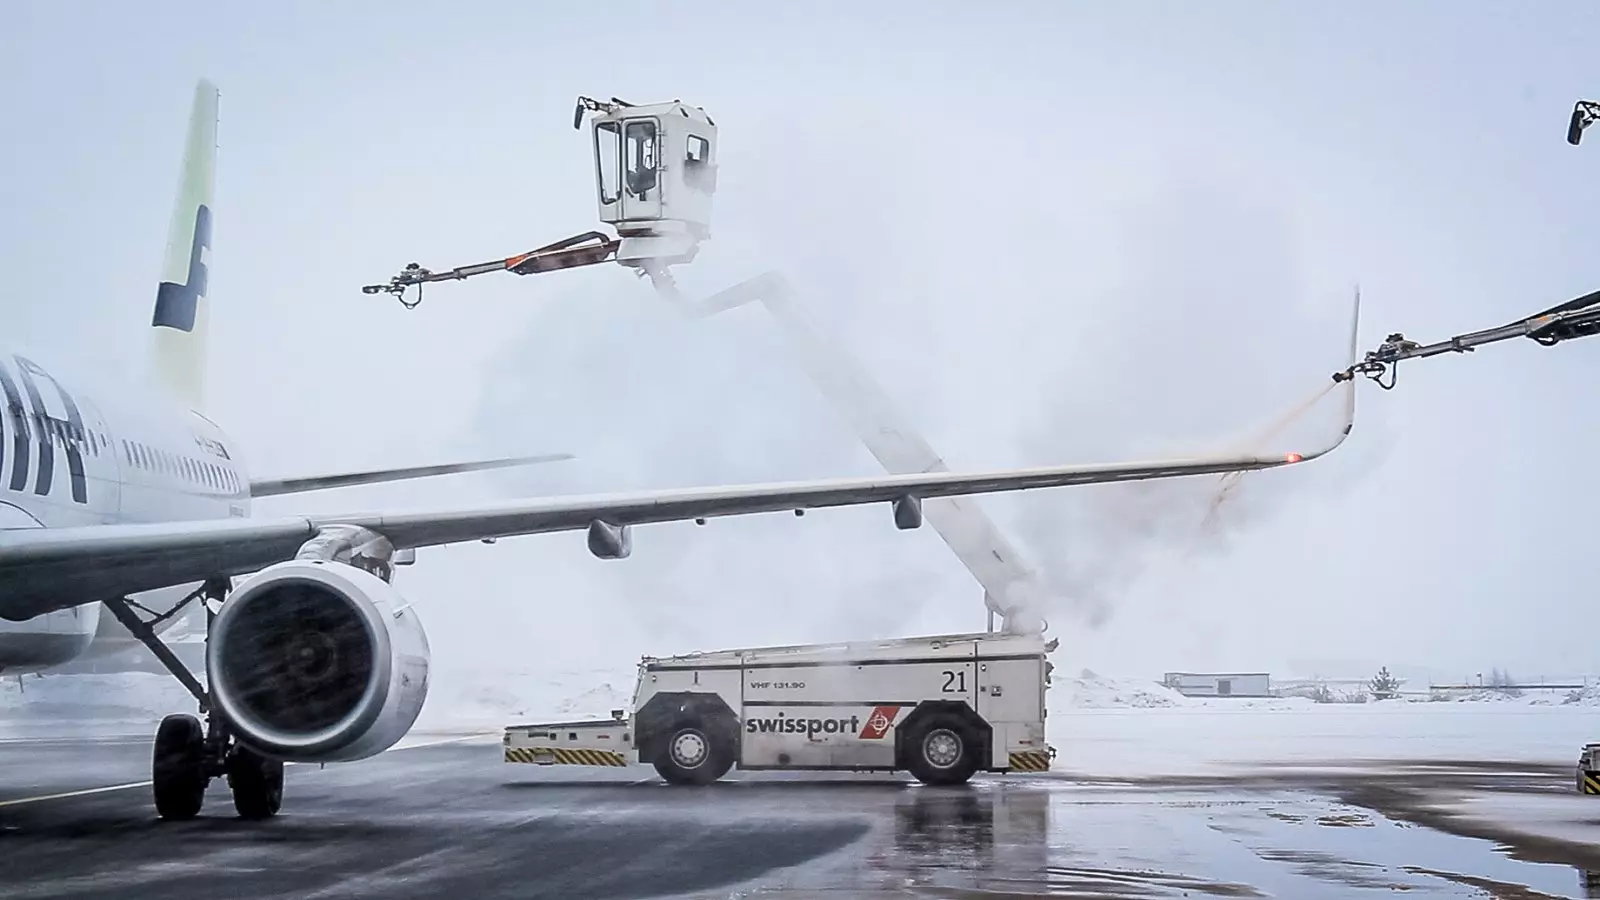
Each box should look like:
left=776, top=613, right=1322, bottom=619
left=505, top=631, right=1055, bottom=785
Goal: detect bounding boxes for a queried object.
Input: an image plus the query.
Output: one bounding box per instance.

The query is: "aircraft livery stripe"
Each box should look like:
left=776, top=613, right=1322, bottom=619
left=16, top=356, right=87, bottom=504
left=0, top=361, right=27, bottom=493
left=0, top=355, right=93, bottom=505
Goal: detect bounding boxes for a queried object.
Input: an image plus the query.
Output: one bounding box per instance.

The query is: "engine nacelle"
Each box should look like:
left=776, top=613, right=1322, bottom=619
left=586, top=519, right=632, bottom=559
left=206, top=559, right=430, bottom=763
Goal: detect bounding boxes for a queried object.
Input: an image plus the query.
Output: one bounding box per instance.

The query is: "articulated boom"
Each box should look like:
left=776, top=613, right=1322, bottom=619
left=361, top=94, right=717, bottom=308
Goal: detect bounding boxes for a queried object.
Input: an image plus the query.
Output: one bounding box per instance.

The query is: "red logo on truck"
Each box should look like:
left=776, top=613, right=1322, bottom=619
left=859, top=705, right=901, bottom=739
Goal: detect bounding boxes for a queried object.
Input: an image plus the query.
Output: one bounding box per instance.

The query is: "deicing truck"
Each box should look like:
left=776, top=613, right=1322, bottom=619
left=504, top=630, right=1055, bottom=785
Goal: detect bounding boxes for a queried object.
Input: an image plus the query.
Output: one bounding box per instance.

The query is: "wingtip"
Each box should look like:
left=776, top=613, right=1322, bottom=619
left=1340, top=284, right=1361, bottom=432
left=1290, top=287, right=1363, bottom=464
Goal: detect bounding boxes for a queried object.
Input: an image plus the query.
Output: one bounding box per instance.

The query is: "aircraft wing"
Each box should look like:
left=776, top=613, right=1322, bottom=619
left=248, top=453, right=575, bottom=497
left=0, top=393, right=1352, bottom=622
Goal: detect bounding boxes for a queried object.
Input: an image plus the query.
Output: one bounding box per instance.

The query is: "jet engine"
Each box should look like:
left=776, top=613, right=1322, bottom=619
left=206, top=559, right=430, bottom=762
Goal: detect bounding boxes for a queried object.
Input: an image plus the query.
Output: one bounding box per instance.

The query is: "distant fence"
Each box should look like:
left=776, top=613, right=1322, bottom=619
left=1270, top=676, right=1597, bottom=699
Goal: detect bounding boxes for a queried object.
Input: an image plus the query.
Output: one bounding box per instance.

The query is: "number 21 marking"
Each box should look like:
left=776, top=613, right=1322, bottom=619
left=941, top=670, right=967, bottom=693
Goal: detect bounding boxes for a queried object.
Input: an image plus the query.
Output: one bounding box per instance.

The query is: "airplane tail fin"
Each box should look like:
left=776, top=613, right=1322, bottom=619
left=149, top=79, right=219, bottom=413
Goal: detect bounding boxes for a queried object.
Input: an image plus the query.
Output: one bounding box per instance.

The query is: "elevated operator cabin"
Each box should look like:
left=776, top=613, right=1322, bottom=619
left=589, top=99, right=718, bottom=267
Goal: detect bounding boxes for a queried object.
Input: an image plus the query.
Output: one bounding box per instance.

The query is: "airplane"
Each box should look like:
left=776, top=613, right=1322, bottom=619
left=0, top=79, right=1356, bottom=822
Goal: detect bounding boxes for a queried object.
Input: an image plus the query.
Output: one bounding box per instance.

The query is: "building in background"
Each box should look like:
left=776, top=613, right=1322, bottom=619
left=1162, top=672, right=1271, bottom=698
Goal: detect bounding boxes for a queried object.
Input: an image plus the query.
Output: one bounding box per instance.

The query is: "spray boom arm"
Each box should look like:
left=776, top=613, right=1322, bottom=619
left=1333, top=287, right=1600, bottom=389
left=359, top=232, right=622, bottom=308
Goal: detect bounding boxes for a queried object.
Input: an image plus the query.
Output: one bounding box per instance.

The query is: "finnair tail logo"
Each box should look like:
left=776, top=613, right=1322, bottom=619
left=152, top=203, right=212, bottom=333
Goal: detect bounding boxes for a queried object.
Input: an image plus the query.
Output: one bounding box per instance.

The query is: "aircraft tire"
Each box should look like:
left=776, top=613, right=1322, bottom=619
left=227, top=746, right=284, bottom=819
left=153, top=713, right=207, bottom=820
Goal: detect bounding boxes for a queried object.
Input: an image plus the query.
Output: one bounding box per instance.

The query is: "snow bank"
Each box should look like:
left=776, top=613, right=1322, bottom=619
left=1059, top=670, right=1311, bottom=710
left=0, top=663, right=643, bottom=735
left=1061, top=670, right=1185, bottom=708
left=414, top=663, right=639, bottom=731
left=1562, top=684, right=1600, bottom=706
left=0, top=673, right=188, bottom=727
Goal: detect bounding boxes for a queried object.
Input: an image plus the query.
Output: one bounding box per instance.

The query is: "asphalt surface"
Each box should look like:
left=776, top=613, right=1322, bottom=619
left=2, top=732, right=1599, bottom=899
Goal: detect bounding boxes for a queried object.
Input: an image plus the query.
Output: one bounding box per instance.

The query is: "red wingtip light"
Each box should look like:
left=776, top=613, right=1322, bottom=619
left=1284, top=452, right=1304, bottom=463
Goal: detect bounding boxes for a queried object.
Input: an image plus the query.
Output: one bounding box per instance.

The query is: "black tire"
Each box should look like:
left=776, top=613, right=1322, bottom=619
left=153, top=714, right=208, bottom=821
left=227, top=746, right=284, bottom=820
left=652, top=720, right=732, bottom=786
left=903, top=714, right=980, bottom=786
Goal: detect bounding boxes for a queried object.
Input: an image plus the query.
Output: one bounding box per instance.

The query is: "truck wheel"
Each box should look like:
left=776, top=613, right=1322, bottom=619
left=653, top=721, right=731, bottom=786
left=904, top=715, right=980, bottom=786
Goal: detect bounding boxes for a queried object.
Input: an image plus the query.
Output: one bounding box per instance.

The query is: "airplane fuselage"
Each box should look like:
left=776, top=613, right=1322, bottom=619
left=0, top=349, right=249, bottom=673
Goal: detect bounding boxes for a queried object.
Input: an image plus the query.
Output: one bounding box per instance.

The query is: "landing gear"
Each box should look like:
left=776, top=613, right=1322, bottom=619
left=104, top=580, right=286, bottom=821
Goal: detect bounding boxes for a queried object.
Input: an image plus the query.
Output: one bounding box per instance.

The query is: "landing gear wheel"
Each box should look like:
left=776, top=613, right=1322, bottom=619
left=653, top=721, right=732, bottom=786
left=904, top=715, right=980, bottom=786
left=227, top=746, right=284, bottom=820
left=153, top=714, right=208, bottom=820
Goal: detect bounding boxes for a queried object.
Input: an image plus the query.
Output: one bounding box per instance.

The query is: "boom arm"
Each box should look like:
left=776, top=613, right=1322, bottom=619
left=361, top=232, right=621, bottom=308
left=1333, top=287, right=1600, bottom=389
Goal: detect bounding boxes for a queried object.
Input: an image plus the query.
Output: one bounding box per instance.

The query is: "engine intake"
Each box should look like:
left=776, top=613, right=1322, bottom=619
left=207, top=560, right=430, bottom=762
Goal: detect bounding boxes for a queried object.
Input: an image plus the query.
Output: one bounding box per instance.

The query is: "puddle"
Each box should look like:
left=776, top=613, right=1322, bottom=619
left=1253, top=848, right=1415, bottom=891
left=1405, top=865, right=1572, bottom=900
left=1315, top=812, right=1376, bottom=827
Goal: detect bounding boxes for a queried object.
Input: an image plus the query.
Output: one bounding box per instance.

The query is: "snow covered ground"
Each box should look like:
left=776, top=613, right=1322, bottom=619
left=1052, top=671, right=1600, bottom=776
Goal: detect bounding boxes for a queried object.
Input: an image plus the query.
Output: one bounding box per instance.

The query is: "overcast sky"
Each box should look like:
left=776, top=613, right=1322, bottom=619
left=3, top=2, right=1599, bottom=689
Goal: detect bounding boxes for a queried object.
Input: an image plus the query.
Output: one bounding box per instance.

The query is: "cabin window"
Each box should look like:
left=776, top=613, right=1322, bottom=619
left=595, top=121, right=621, bottom=205
left=624, top=119, right=659, bottom=197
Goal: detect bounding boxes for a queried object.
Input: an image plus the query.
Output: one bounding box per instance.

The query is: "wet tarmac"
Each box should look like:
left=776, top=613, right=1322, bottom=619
left=1, top=732, right=1598, bottom=898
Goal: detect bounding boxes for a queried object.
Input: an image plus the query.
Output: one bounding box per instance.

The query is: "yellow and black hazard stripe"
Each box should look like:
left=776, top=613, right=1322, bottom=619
left=1580, top=771, right=1600, bottom=795
left=505, top=746, right=629, bottom=767
left=1008, top=750, right=1052, bottom=772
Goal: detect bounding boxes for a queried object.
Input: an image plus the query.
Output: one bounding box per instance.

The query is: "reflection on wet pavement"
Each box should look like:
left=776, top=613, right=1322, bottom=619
left=842, top=776, right=1596, bottom=899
